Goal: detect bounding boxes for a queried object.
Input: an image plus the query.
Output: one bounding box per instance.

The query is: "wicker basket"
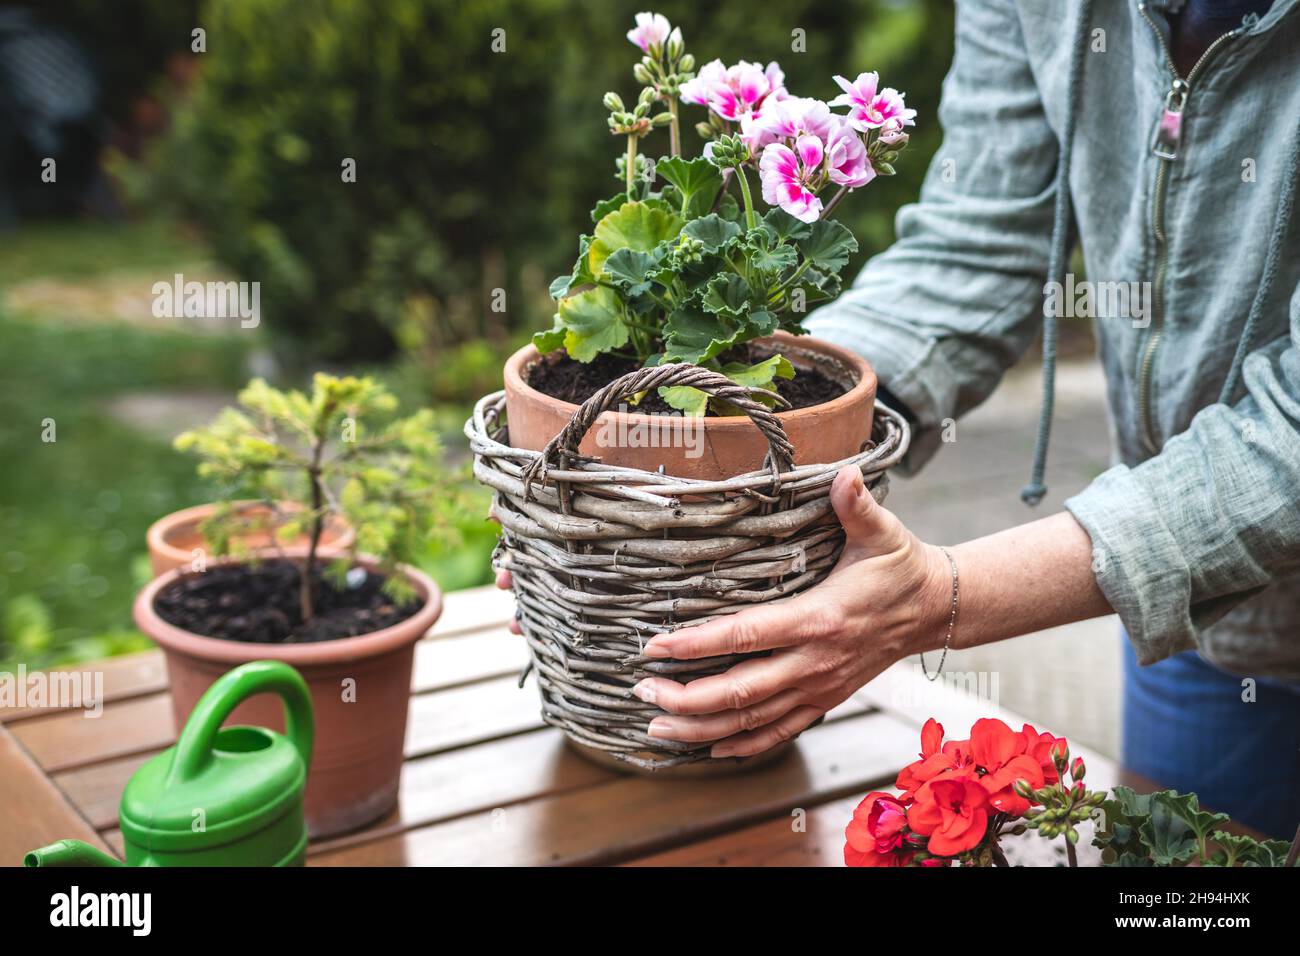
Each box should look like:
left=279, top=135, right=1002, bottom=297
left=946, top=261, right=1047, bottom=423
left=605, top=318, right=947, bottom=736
left=467, top=363, right=910, bottom=771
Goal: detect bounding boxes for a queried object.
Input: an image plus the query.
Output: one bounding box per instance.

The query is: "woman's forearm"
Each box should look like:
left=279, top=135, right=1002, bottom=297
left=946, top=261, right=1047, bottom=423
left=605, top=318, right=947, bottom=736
left=939, top=511, right=1113, bottom=652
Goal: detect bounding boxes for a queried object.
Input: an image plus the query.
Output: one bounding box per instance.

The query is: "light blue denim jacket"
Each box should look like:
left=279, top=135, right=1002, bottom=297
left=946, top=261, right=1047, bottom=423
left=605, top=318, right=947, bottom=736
left=808, top=0, right=1300, bottom=678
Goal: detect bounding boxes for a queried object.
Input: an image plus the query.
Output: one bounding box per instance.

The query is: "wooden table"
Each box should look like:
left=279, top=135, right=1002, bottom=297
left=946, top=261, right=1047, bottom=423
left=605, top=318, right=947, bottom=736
left=0, top=585, right=1126, bottom=867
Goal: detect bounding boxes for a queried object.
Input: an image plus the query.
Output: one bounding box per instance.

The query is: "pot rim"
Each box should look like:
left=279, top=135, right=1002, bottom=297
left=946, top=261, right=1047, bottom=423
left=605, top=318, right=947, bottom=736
left=134, top=547, right=443, bottom=666
left=147, top=500, right=354, bottom=567
left=504, top=330, right=875, bottom=429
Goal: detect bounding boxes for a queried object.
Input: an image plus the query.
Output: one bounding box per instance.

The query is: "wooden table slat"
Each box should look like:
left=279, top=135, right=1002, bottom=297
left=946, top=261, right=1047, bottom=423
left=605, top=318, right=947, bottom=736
left=0, top=650, right=167, bottom=723
left=626, top=795, right=861, bottom=867
left=0, top=585, right=517, bottom=725
left=310, top=708, right=919, bottom=867
left=11, top=622, right=530, bottom=775
left=0, top=725, right=114, bottom=867
left=428, top=585, right=515, bottom=638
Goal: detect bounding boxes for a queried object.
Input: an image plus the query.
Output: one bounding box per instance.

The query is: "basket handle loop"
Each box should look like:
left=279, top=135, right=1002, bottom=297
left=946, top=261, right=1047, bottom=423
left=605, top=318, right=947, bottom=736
left=520, top=362, right=795, bottom=495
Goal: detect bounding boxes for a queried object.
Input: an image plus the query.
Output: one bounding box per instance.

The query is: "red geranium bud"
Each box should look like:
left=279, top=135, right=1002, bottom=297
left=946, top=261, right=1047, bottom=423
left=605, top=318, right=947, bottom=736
left=1070, top=756, right=1086, bottom=782
left=1050, top=740, right=1069, bottom=772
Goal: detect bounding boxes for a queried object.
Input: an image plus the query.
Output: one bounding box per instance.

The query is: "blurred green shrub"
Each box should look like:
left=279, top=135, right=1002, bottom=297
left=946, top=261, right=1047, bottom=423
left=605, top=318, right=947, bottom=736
left=138, top=0, right=953, bottom=365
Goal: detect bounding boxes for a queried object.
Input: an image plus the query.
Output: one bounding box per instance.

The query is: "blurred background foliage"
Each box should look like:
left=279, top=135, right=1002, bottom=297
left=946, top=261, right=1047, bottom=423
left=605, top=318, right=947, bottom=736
left=127, top=0, right=955, bottom=366
left=0, top=0, right=955, bottom=669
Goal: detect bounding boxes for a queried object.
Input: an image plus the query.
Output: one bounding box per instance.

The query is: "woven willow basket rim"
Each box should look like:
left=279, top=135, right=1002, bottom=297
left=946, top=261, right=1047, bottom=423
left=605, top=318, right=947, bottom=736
left=466, top=362, right=911, bottom=770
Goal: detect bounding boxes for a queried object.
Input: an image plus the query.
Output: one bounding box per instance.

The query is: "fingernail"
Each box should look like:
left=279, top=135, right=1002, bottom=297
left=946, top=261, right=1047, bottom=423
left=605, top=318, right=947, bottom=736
left=647, top=717, right=678, bottom=739
left=642, top=640, right=671, bottom=658
left=711, top=743, right=737, bottom=759
left=632, top=680, right=657, bottom=704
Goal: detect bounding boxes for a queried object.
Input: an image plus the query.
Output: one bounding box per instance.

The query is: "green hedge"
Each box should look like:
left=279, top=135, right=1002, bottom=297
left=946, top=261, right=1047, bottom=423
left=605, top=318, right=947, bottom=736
left=142, top=0, right=953, bottom=361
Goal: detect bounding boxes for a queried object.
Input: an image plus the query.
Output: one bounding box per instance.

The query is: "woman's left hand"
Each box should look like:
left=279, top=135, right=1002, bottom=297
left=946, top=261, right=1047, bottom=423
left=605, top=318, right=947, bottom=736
left=634, top=464, right=952, bottom=758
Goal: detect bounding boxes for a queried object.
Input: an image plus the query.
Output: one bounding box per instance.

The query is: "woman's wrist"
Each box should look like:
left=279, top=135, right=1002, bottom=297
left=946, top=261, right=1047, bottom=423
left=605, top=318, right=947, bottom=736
left=943, top=511, right=1112, bottom=650
left=901, top=541, right=960, bottom=658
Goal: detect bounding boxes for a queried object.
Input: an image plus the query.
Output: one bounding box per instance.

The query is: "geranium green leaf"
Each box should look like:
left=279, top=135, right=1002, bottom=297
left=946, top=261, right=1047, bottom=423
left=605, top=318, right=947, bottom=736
left=662, top=304, right=739, bottom=364
left=707, top=355, right=794, bottom=413
left=717, top=192, right=740, bottom=222
left=682, top=214, right=742, bottom=252
left=533, top=315, right=567, bottom=354
left=658, top=385, right=710, bottom=416
left=745, top=308, right=780, bottom=337
left=1151, top=790, right=1230, bottom=845
left=590, top=194, right=626, bottom=224
left=557, top=287, right=628, bottom=362
left=588, top=202, right=683, bottom=277
left=1239, top=837, right=1293, bottom=867
left=1138, top=793, right=1206, bottom=866
left=702, top=273, right=751, bottom=318
left=1094, top=786, right=1152, bottom=862
left=656, top=155, right=724, bottom=219
left=548, top=274, right=573, bottom=299
left=603, top=247, right=658, bottom=296
left=744, top=229, right=799, bottom=274
left=759, top=207, right=813, bottom=243
left=796, top=218, right=858, bottom=272
left=720, top=353, right=794, bottom=386
left=549, top=235, right=595, bottom=299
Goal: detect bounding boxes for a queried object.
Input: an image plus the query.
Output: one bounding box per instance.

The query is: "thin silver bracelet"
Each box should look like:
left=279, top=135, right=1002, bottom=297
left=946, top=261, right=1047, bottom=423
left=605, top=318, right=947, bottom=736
left=919, top=546, right=958, bottom=682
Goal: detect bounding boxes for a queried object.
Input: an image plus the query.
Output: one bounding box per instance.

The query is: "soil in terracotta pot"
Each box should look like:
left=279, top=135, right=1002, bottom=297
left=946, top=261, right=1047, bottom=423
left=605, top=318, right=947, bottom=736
left=528, top=344, right=848, bottom=415
left=153, top=559, right=420, bottom=643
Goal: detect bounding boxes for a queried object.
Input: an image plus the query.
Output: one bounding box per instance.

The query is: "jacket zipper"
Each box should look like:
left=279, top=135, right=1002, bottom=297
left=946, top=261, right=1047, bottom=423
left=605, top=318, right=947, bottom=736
left=1137, top=4, right=1240, bottom=452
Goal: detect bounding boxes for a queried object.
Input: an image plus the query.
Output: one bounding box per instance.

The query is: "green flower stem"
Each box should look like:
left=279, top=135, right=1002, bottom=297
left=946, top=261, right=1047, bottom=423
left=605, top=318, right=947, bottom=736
left=625, top=135, right=638, bottom=199
left=668, top=98, right=681, bottom=157
left=776, top=258, right=813, bottom=292
left=734, top=165, right=757, bottom=230
left=821, top=184, right=850, bottom=219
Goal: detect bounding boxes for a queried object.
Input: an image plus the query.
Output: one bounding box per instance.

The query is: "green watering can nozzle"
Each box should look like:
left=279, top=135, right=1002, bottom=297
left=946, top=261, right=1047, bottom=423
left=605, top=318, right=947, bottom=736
left=24, top=840, right=125, bottom=868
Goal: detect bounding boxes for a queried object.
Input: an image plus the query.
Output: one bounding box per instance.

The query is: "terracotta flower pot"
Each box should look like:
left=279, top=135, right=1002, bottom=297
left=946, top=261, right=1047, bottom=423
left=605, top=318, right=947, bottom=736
left=499, top=332, right=877, bottom=774
left=133, top=550, right=442, bottom=838
left=502, top=330, right=878, bottom=480
left=146, top=501, right=355, bottom=578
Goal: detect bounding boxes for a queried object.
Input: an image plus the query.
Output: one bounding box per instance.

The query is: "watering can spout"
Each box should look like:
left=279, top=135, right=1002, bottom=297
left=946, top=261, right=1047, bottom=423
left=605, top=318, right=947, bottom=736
left=24, top=840, right=124, bottom=868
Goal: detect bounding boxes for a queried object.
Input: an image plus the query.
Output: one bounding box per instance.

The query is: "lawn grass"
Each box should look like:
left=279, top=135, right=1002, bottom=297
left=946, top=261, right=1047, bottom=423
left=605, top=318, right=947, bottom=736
left=0, top=218, right=498, bottom=671
left=0, top=310, right=249, bottom=670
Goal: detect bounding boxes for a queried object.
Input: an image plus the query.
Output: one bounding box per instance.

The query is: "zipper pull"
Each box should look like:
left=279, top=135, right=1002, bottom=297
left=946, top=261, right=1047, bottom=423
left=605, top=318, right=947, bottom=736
left=1152, top=79, right=1187, bottom=160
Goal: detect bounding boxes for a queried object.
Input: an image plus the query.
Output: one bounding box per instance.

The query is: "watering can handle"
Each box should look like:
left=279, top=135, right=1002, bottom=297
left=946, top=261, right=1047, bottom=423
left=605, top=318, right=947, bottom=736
left=168, top=660, right=314, bottom=785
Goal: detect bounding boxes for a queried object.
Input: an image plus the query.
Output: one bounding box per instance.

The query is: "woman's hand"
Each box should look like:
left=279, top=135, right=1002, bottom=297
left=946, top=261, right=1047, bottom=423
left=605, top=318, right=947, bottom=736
left=633, top=464, right=953, bottom=759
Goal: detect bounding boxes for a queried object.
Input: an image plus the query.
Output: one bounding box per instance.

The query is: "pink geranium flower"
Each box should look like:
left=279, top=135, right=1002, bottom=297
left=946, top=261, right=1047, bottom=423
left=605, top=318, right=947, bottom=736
left=740, top=96, right=834, bottom=155
left=680, top=59, right=786, bottom=123
left=626, top=12, right=672, bottom=53
left=830, top=71, right=916, bottom=133
left=824, top=119, right=875, bottom=189
left=760, top=134, right=825, bottom=223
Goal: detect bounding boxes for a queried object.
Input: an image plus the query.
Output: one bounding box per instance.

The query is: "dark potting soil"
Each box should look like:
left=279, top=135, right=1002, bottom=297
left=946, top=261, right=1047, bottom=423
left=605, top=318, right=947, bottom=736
left=153, top=559, right=420, bottom=644
left=527, top=345, right=848, bottom=415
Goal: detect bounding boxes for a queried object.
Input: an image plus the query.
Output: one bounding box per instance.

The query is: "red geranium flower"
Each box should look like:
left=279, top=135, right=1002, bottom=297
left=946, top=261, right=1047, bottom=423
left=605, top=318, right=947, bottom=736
left=895, top=718, right=977, bottom=797
left=906, top=776, right=990, bottom=856
left=979, top=754, right=1045, bottom=816
left=844, top=791, right=914, bottom=867
left=962, top=717, right=1051, bottom=815
left=969, top=718, right=1026, bottom=771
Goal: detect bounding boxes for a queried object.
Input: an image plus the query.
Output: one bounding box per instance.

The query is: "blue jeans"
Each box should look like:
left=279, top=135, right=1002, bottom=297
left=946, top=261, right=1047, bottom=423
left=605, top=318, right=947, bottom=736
left=1122, top=637, right=1300, bottom=839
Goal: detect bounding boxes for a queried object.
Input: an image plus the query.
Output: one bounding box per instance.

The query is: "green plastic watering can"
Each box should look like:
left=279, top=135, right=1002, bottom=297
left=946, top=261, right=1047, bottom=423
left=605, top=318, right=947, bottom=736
left=25, top=660, right=313, bottom=868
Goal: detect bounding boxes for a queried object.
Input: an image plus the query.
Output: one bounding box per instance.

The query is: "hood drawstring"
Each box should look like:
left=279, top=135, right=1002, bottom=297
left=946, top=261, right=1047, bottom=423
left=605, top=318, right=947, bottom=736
left=1217, top=122, right=1300, bottom=404
left=1021, top=0, right=1094, bottom=506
